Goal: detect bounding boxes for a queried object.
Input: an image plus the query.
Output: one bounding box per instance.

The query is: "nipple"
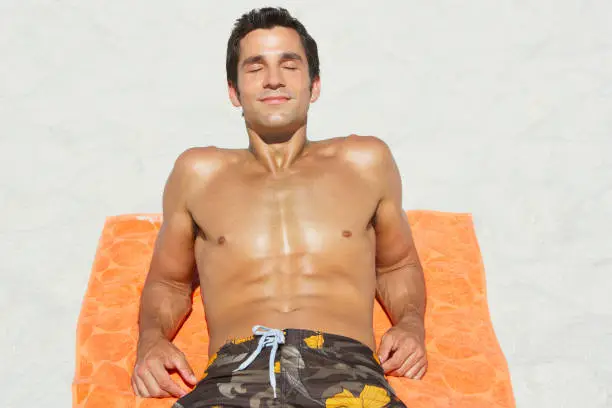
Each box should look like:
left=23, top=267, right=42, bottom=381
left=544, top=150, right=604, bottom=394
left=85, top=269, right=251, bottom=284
left=217, top=236, right=226, bottom=245
left=342, top=230, right=352, bottom=238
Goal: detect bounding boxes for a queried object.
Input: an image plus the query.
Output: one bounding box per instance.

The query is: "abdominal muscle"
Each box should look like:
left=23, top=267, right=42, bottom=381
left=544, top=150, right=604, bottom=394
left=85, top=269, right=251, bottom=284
left=196, top=248, right=378, bottom=356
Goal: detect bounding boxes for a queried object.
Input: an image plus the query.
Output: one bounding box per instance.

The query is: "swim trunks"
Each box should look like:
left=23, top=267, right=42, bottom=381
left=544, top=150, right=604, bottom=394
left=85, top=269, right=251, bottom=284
left=173, top=325, right=407, bottom=407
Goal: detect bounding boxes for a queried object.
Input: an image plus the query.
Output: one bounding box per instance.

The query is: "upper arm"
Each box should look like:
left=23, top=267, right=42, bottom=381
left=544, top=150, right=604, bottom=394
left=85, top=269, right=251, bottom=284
left=146, top=148, right=215, bottom=291
left=365, top=138, right=421, bottom=272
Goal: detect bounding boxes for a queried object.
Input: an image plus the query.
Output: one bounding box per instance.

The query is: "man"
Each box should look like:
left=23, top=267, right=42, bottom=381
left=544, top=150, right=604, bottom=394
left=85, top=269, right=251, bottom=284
left=132, top=7, right=427, bottom=407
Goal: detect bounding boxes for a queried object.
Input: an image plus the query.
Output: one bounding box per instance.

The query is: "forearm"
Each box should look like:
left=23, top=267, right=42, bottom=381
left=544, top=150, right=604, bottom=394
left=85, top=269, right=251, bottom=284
left=376, top=261, right=426, bottom=332
left=138, top=279, right=193, bottom=342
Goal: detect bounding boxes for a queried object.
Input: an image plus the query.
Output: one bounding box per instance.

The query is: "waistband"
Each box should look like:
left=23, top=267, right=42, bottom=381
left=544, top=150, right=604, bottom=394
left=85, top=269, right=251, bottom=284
left=225, top=326, right=372, bottom=399
left=223, top=327, right=371, bottom=351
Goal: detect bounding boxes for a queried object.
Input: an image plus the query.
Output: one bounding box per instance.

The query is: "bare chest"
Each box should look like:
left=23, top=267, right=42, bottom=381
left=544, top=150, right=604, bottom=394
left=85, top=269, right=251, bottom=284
left=190, top=165, right=379, bottom=256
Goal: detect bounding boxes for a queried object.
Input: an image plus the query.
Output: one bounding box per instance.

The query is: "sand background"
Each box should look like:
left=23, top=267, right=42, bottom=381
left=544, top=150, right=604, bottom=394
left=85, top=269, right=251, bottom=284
left=1, top=1, right=611, bottom=407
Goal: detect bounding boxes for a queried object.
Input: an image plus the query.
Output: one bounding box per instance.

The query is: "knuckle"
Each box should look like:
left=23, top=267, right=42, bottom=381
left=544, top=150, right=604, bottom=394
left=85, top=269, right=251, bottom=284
left=161, top=355, right=173, bottom=367
left=150, top=384, right=163, bottom=396
left=171, top=355, right=185, bottom=367
left=402, top=344, right=415, bottom=353
left=144, top=358, right=161, bottom=370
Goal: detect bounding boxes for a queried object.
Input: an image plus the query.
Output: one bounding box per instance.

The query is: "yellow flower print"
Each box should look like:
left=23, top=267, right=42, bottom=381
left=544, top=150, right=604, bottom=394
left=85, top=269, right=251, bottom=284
left=304, top=334, right=324, bottom=349
left=206, top=352, right=217, bottom=368
left=325, top=385, right=390, bottom=408
left=232, top=335, right=254, bottom=344
left=199, top=352, right=218, bottom=380
left=274, top=361, right=281, bottom=373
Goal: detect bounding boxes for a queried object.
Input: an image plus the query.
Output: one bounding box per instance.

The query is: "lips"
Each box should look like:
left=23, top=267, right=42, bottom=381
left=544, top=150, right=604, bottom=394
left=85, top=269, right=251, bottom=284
left=260, top=96, right=290, bottom=104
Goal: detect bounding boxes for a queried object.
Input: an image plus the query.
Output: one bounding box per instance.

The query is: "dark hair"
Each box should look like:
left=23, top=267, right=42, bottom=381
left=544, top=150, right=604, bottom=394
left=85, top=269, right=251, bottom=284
left=226, top=7, right=320, bottom=89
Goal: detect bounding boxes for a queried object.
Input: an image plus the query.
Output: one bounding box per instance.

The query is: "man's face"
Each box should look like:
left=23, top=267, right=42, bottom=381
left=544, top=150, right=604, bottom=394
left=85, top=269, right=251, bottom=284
left=229, top=26, right=320, bottom=137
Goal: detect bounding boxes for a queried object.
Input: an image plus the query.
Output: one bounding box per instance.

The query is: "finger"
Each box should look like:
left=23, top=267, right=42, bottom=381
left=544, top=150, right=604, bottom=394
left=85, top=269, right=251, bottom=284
left=141, top=368, right=171, bottom=398
left=131, top=376, right=137, bottom=396
left=167, top=353, right=197, bottom=385
left=391, top=351, right=421, bottom=377
left=151, top=362, right=188, bottom=398
left=403, top=358, right=426, bottom=379
left=414, top=364, right=427, bottom=380
left=382, top=347, right=413, bottom=374
left=377, top=334, right=396, bottom=364
left=131, top=376, right=140, bottom=397
left=134, top=375, right=150, bottom=398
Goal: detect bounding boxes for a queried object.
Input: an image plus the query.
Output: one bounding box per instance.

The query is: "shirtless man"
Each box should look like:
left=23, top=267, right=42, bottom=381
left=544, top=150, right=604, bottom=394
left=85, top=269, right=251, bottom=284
left=132, top=7, right=427, bottom=407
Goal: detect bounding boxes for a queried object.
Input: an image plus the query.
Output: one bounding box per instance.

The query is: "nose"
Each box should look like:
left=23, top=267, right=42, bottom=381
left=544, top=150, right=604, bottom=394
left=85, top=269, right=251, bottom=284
left=264, top=66, right=285, bottom=90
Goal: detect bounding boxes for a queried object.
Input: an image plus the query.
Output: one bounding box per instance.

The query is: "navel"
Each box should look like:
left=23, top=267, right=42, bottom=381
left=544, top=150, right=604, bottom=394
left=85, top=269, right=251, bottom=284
left=217, top=236, right=226, bottom=245
left=342, top=230, right=352, bottom=238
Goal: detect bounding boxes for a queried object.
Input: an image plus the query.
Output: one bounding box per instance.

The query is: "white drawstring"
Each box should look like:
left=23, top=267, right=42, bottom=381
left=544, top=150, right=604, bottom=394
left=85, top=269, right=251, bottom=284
left=232, top=325, right=285, bottom=398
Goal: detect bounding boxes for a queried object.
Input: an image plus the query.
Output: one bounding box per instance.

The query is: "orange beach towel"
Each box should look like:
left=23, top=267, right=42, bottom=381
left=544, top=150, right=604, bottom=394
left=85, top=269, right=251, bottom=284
left=73, top=211, right=515, bottom=407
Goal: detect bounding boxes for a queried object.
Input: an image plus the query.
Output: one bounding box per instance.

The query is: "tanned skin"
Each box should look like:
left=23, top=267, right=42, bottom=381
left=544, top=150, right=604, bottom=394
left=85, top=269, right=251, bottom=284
left=132, top=26, right=427, bottom=399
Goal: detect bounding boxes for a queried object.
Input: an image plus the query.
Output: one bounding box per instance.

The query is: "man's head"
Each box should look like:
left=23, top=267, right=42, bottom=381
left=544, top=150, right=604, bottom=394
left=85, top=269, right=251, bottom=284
left=226, top=7, right=321, bottom=140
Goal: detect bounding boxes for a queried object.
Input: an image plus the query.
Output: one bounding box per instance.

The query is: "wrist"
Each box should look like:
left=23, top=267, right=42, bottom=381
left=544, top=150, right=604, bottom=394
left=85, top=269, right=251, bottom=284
left=138, top=328, right=166, bottom=344
left=396, top=314, right=425, bottom=333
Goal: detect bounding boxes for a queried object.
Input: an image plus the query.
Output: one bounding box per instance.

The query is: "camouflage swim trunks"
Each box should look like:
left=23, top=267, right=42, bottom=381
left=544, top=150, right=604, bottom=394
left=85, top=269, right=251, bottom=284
left=173, top=326, right=407, bottom=407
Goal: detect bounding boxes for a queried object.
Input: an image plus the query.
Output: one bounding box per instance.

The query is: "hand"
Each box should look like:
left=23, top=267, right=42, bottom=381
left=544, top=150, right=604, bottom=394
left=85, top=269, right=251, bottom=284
left=377, top=324, right=428, bottom=379
left=132, top=333, right=198, bottom=398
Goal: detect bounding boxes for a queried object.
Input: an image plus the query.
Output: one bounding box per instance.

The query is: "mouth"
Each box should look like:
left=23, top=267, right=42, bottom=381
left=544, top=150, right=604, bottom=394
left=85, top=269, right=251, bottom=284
left=260, top=96, right=290, bottom=105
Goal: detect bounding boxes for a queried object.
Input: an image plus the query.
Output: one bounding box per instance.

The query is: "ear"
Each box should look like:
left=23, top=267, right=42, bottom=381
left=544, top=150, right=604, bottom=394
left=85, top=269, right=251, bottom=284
left=228, top=81, right=242, bottom=107
left=309, top=76, right=321, bottom=103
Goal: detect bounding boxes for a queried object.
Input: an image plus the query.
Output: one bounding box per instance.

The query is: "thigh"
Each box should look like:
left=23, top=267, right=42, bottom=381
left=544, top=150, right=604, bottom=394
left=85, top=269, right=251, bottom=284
left=174, top=343, right=277, bottom=408
left=173, top=373, right=275, bottom=408
left=172, top=378, right=223, bottom=408
left=292, top=334, right=407, bottom=407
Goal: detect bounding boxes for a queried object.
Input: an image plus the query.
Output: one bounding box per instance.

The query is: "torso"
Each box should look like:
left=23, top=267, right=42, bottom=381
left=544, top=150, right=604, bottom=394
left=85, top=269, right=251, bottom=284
left=186, top=136, right=384, bottom=355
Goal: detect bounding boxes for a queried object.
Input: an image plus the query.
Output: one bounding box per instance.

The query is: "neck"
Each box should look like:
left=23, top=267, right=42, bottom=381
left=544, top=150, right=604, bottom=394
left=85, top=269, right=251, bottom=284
left=247, top=125, right=309, bottom=173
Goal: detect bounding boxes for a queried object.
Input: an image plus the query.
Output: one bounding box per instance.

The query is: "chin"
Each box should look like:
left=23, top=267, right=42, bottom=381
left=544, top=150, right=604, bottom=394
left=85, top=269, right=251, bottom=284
left=260, top=114, right=294, bottom=129
left=246, top=111, right=305, bottom=134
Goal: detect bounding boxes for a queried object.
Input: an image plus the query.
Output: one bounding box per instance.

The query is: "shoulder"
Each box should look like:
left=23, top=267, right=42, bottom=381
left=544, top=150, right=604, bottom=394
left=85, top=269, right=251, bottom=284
left=337, top=134, right=394, bottom=171
left=336, top=135, right=401, bottom=199
left=165, top=146, right=242, bottom=208
left=172, top=146, right=239, bottom=181
left=166, top=146, right=244, bottom=201
left=343, top=133, right=391, bottom=152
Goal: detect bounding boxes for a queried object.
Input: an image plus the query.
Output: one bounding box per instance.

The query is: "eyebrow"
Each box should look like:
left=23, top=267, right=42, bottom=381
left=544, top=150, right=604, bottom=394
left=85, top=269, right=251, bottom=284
left=241, top=52, right=304, bottom=68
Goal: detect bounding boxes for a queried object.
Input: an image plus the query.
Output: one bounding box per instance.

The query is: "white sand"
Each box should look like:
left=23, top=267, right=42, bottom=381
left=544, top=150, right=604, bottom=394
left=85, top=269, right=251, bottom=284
left=1, top=1, right=611, bottom=407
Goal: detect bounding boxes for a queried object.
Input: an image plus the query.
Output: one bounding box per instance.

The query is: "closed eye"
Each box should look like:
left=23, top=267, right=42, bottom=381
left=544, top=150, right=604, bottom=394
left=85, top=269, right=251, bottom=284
left=246, top=64, right=263, bottom=73
left=281, top=61, right=299, bottom=70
